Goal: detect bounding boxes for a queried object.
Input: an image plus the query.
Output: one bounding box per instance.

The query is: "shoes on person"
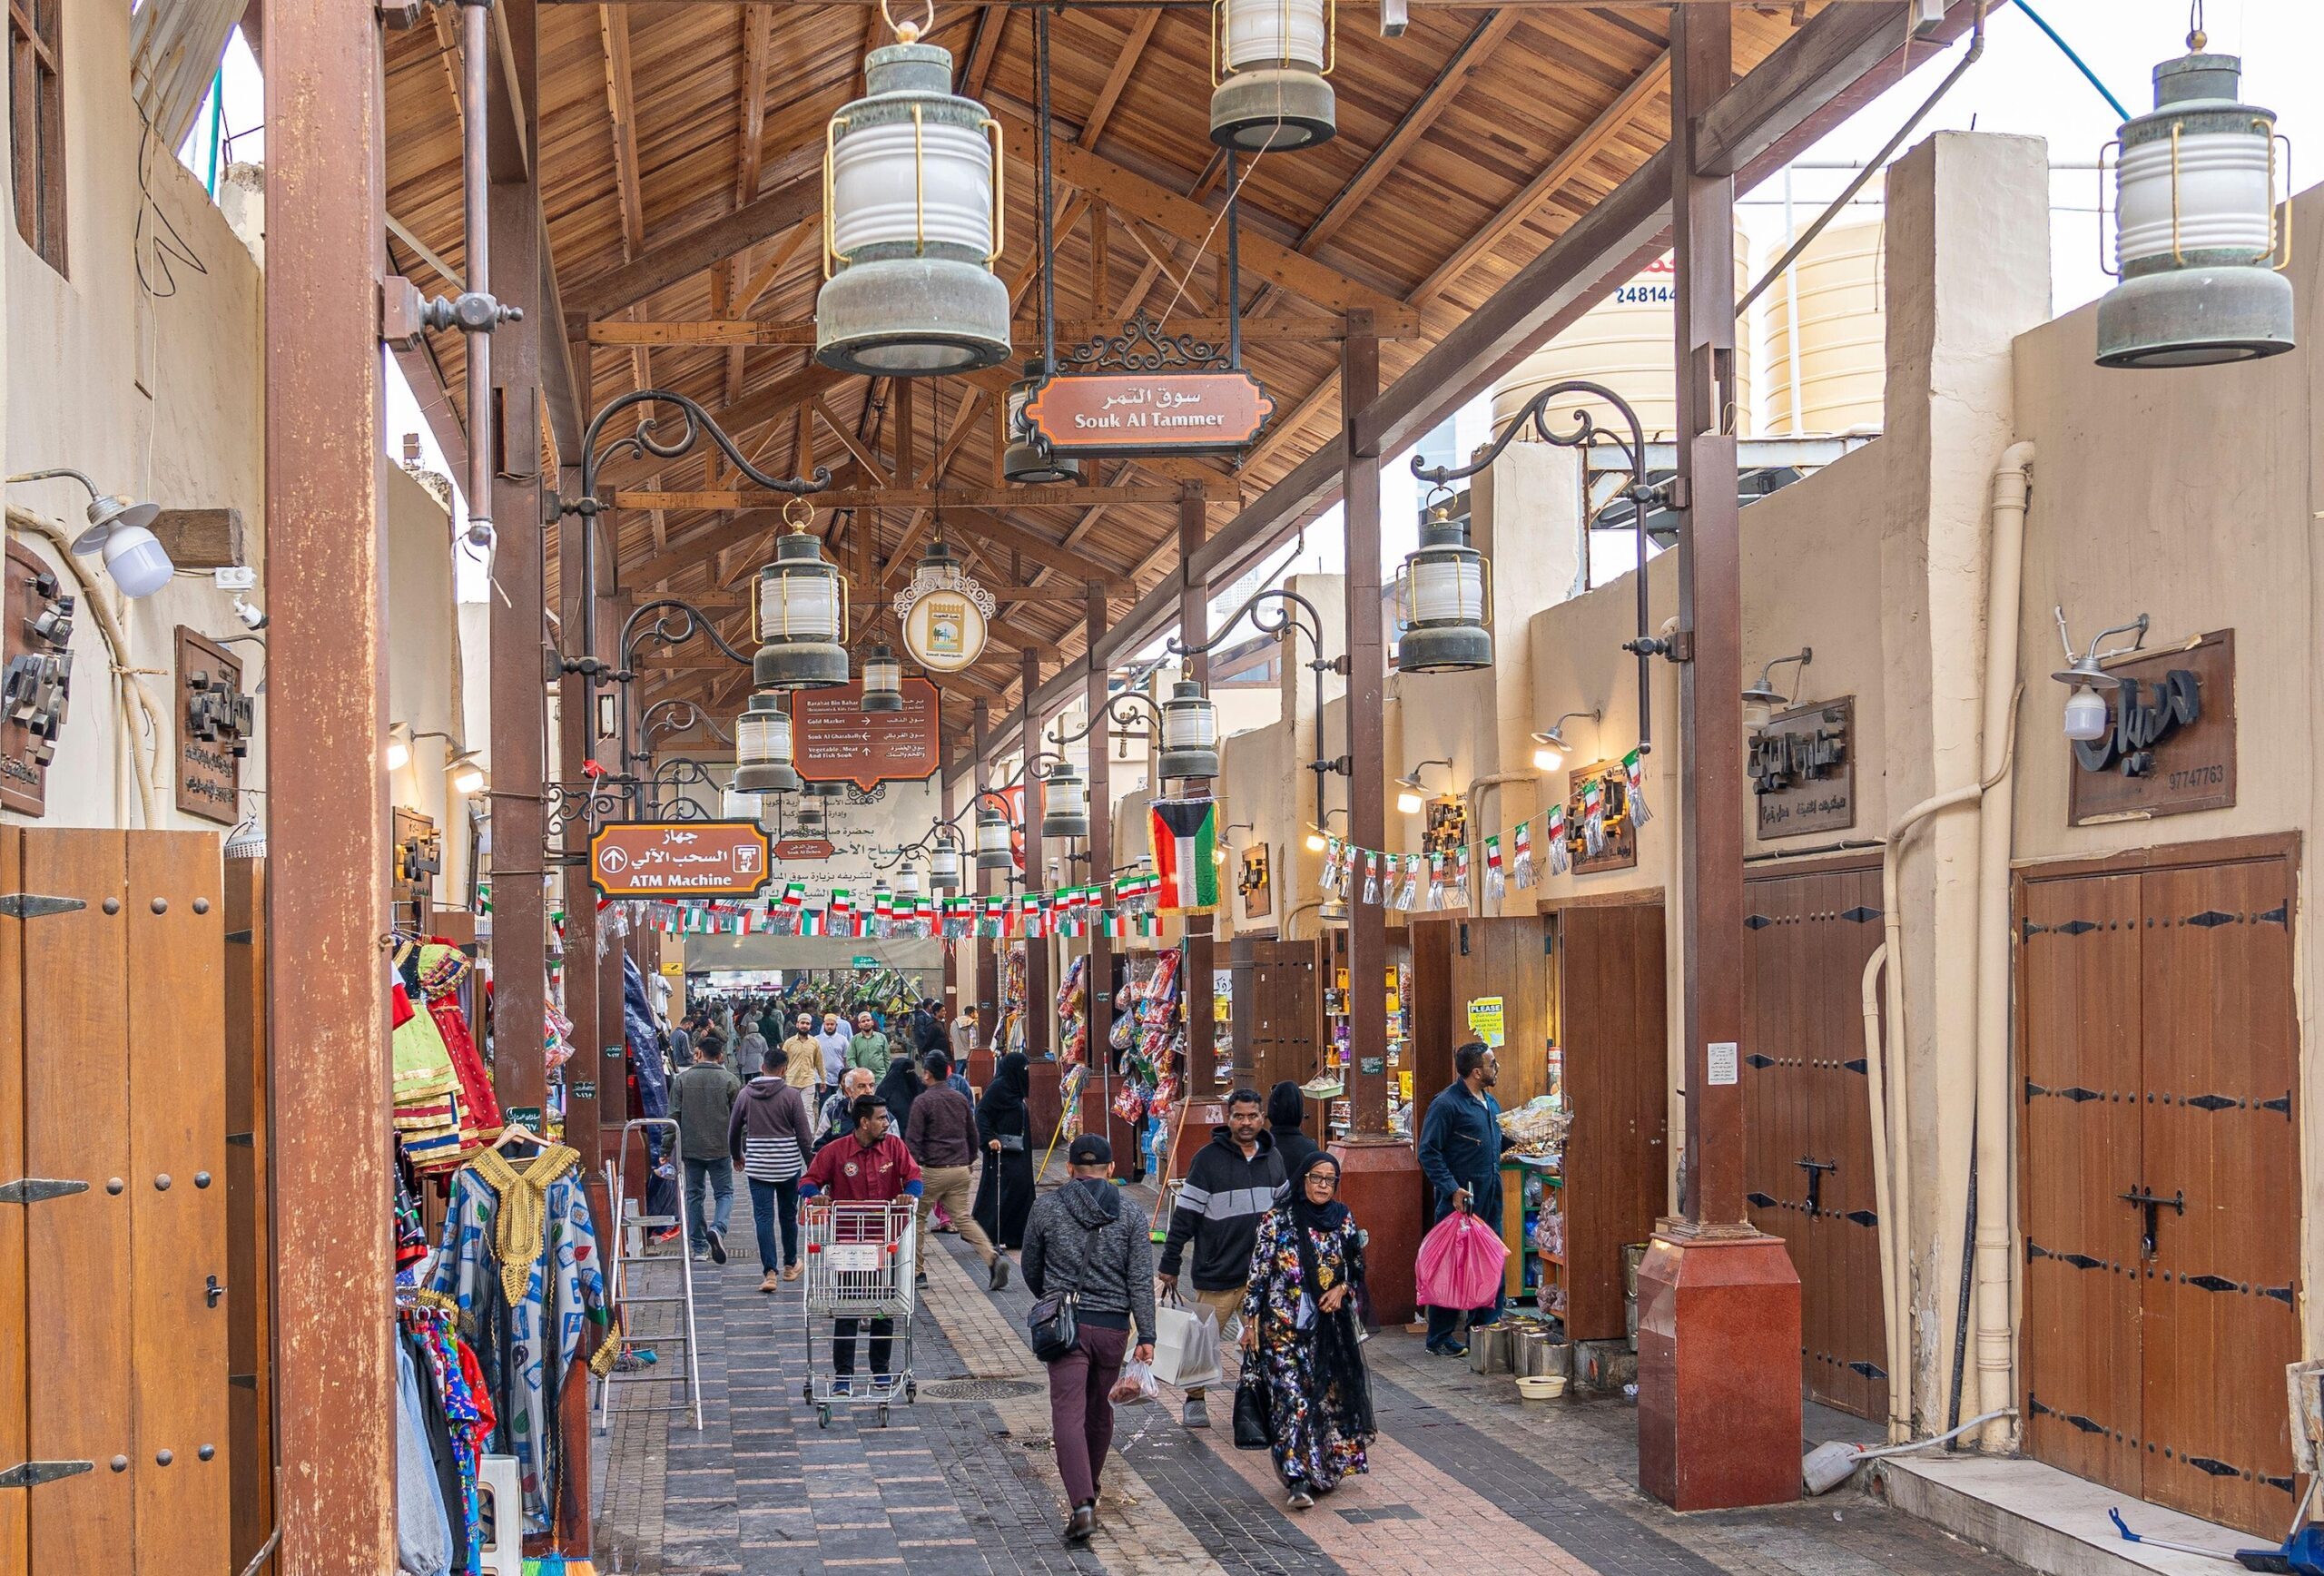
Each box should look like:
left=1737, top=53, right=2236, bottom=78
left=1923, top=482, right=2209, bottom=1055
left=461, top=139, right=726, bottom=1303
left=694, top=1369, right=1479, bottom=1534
left=706, top=1226, right=728, bottom=1265
left=783, top=1262, right=803, bottom=1282
left=691, top=1249, right=710, bottom=1264
left=1064, top=1502, right=1097, bottom=1544
left=1427, top=1339, right=1467, bottom=1358
left=1182, top=1395, right=1210, bottom=1429
left=760, top=1270, right=781, bottom=1294
left=916, top=1271, right=931, bottom=1287
left=989, top=1256, right=1010, bottom=1291
left=831, top=1377, right=853, bottom=1396
left=651, top=1226, right=681, bottom=1246
left=1285, top=1487, right=1315, bottom=1511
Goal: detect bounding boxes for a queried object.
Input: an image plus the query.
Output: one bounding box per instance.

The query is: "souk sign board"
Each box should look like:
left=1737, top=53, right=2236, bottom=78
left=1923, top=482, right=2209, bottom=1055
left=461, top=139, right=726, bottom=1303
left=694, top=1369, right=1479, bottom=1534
left=1026, top=371, right=1274, bottom=458
left=793, top=677, right=941, bottom=789
left=591, top=821, right=773, bottom=899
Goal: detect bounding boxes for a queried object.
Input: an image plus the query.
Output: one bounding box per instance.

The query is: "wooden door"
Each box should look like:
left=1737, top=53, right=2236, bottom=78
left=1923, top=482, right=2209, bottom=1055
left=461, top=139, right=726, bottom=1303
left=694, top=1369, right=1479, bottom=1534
left=7, top=831, right=229, bottom=1571
left=223, top=858, right=273, bottom=1571
left=1559, top=901, right=1668, bottom=1343
left=1229, top=938, right=1320, bottom=1118
left=1741, top=863, right=1887, bottom=1421
left=2018, top=846, right=2300, bottom=1539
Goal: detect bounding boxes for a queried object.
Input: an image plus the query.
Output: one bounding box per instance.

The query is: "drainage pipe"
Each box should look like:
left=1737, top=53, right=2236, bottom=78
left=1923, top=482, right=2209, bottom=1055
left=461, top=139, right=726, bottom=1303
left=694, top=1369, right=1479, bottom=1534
left=1971, top=440, right=2036, bottom=1450
left=1859, top=942, right=1906, bottom=1443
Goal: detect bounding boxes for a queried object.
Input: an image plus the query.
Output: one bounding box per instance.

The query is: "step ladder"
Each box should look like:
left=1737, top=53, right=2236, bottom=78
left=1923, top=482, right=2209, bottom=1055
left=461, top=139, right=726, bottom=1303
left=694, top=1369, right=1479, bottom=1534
left=596, top=1117, right=704, bottom=1432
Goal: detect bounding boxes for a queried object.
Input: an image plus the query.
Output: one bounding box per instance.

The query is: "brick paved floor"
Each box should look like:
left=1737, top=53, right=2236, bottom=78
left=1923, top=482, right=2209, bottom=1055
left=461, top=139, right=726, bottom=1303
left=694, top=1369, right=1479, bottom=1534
left=593, top=1179, right=2031, bottom=1576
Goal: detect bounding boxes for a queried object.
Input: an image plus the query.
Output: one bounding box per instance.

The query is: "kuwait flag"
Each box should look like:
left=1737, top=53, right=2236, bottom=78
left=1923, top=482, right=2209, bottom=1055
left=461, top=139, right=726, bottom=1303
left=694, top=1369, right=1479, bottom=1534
left=799, top=908, right=827, bottom=937
left=1149, top=797, right=1221, bottom=912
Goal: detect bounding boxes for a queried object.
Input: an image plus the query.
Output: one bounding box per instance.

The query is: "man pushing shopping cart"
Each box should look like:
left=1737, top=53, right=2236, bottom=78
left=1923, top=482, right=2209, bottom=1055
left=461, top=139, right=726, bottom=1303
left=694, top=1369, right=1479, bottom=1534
left=798, top=1092, right=923, bottom=1428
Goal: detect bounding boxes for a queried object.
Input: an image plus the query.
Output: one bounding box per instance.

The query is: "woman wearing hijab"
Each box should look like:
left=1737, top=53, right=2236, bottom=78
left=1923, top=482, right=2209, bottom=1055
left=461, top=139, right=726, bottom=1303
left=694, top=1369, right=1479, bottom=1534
left=876, top=1055, right=924, bottom=1152
left=1238, top=1150, right=1374, bottom=1509
left=972, top=1051, right=1036, bottom=1249
left=1266, top=1080, right=1319, bottom=1177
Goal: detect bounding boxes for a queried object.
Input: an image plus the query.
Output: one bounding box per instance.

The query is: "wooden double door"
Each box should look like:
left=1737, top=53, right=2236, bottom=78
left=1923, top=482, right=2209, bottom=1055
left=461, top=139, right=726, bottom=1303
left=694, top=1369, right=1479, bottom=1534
left=1740, top=861, right=1888, bottom=1422
left=2019, top=842, right=2299, bottom=1539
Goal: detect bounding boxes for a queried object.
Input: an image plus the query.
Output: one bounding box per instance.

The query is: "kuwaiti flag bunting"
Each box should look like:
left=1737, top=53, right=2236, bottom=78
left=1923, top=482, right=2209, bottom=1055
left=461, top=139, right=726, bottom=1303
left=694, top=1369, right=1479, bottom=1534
left=1149, top=796, right=1221, bottom=913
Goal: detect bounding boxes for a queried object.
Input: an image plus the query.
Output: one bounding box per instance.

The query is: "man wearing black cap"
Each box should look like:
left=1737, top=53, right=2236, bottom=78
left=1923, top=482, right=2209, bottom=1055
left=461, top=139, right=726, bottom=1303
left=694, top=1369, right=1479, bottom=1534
left=1021, top=1135, right=1156, bottom=1546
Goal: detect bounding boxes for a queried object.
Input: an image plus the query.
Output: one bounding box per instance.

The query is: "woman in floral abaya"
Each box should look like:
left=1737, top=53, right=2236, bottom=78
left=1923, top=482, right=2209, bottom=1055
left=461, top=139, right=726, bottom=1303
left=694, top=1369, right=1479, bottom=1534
left=1238, top=1149, right=1375, bottom=1508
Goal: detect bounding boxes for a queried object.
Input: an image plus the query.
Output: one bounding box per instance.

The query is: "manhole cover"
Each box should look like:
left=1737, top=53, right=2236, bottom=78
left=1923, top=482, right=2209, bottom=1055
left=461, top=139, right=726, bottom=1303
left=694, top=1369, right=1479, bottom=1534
left=918, top=1377, right=1043, bottom=1402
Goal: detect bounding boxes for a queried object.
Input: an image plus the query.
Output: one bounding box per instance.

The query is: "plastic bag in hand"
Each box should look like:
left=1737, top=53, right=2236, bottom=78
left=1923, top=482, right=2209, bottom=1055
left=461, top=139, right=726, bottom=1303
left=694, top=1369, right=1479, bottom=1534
left=1109, top=1358, right=1160, bottom=1405
left=1414, top=1208, right=1510, bottom=1310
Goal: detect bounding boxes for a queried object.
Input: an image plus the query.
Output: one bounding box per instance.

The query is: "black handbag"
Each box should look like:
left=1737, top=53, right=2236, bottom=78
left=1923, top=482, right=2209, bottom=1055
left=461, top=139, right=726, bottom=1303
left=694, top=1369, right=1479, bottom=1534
left=1232, top=1367, right=1273, bottom=1450
left=1027, top=1219, right=1102, bottom=1363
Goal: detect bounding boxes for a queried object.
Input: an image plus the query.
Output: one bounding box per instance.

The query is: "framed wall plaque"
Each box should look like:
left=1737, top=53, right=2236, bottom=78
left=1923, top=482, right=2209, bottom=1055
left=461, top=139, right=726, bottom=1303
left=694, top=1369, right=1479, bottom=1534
left=1752, top=695, right=1855, bottom=840
left=1564, top=759, right=1639, bottom=875
left=0, top=541, right=73, bottom=816
left=176, top=625, right=251, bottom=825
left=2068, top=629, right=2236, bottom=826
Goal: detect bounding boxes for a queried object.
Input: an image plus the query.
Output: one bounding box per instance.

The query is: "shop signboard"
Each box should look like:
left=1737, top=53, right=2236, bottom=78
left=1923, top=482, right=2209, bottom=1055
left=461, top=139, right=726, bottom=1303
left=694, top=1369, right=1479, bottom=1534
left=0, top=540, right=73, bottom=816
left=1466, top=996, right=1505, bottom=1048
left=1025, top=370, right=1275, bottom=458
left=2067, top=630, right=2235, bottom=826
left=590, top=820, right=773, bottom=898
left=1752, top=696, right=1854, bottom=840
left=1563, top=760, right=1639, bottom=874
left=793, top=676, right=940, bottom=788
left=176, top=625, right=251, bottom=825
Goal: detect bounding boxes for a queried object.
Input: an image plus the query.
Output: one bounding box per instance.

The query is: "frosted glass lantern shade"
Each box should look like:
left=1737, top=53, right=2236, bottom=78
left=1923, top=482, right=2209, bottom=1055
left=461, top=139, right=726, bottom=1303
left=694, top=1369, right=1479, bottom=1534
left=2063, top=686, right=2112, bottom=743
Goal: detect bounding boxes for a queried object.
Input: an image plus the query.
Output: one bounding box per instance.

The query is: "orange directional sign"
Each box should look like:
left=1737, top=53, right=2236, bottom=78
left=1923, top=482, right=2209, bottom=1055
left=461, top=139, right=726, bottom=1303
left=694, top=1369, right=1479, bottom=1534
left=590, top=820, right=773, bottom=898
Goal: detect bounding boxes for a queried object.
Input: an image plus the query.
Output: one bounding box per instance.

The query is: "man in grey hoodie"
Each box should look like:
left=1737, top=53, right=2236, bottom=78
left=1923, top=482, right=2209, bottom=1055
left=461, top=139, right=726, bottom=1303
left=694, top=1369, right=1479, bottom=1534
left=1022, top=1135, right=1156, bottom=1547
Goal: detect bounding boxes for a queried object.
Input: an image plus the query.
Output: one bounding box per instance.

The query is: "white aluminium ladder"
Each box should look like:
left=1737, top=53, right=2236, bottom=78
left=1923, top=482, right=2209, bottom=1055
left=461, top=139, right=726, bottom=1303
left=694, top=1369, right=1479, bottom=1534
left=596, top=1117, right=704, bottom=1432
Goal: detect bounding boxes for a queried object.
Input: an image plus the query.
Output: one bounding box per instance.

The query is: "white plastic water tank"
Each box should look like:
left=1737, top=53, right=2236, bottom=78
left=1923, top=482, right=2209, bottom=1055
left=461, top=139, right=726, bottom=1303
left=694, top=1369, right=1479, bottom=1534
left=1761, top=218, right=1886, bottom=437
left=1489, top=246, right=1752, bottom=445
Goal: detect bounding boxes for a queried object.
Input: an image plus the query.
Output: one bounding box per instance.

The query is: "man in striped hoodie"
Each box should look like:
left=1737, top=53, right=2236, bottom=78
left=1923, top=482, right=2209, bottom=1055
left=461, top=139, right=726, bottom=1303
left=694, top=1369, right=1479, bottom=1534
left=1157, top=1088, right=1286, bottom=1429
left=728, top=1039, right=819, bottom=1290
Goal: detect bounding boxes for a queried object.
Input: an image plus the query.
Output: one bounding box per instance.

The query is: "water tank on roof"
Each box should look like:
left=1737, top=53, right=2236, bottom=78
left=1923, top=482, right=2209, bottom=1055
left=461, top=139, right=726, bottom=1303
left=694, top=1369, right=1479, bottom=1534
left=1762, top=217, right=1886, bottom=437
left=1489, top=245, right=1752, bottom=446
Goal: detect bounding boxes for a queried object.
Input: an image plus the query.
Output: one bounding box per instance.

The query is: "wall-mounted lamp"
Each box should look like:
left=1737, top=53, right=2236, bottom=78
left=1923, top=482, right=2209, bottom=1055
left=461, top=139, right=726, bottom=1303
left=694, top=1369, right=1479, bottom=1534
left=386, top=722, right=413, bottom=773
left=1304, top=805, right=1346, bottom=853
left=1741, top=648, right=1813, bottom=734
left=1039, top=758, right=1090, bottom=841
left=1531, top=709, right=1600, bottom=773
left=6, top=469, right=173, bottom=598
left=448, top=749, right=487, bottom=796
left=1219, top=821, right=1255, bottom=868
left=2052, top=607, right=2149, bottom=742
left=1395, top=759, right=1452, bottom=817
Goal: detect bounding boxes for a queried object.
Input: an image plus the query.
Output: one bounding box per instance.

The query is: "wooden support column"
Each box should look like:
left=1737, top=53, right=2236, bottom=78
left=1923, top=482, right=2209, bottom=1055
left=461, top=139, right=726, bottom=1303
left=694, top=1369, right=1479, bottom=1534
left=1636, top=2, right=1800, bottom=1513
left=1019, top=645, right=1049, bottom=1061
left=487, top=6, right=547, bottom=1122
left=1177, top=488, right=1216, bottom=1092
left=940, top=755, right=960, bottom=1020
left=1328, top=309, right=1422, bottom=1325
left=972, top=703, right=997, bottom=1086
left=264, top=2, right=394, bottom=1565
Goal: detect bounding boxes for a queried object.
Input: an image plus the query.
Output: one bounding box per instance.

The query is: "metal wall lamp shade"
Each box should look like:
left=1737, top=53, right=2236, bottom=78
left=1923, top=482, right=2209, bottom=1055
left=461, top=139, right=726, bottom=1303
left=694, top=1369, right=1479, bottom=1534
left=1040, top=763, right=1090, bottom=841
left=1210, top=0, right=1336, bottom=150
left=1156, top=679, right=1220, bottom=783
left=1004, top=363, right=1082, bottom=484
left=861, top=644, right=905, bottom=712
left=975, top=807, right=1015, bottom=871
left=734, top=692, right=802, bottom=794
left=1393, top=500, right=1492, bottom=674
left=754, top=526, right=852, bottom=691
left=815, top=35, right=1010, bottom=377
left=2096, top=44, right=2294, bottom=369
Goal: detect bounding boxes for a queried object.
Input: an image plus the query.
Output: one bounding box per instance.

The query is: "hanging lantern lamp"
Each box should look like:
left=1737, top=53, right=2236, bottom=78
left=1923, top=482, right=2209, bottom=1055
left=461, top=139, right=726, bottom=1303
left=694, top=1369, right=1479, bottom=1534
left=1041, top=762, right=1090, bottom=841
left=1004, top=361, right=1083, bottom=484
left=1157, top=679, right=1220, bottom=783
left=816, top=5, right=1010, bottom=377
left=975, top=806, right=1016, bottom=872
left=1211, top=0, right=1337, bottom=150
left=2096, top=32, right=2293, bottom=368
left=930, top=840, right=964, bottom=892
left=1393, top=491, right=1492, bottom=674
left=861, top=643, right=905, bottom=712
left=732, top=691, right=803, bottom=794
left=753, top=500, right=851, bottom=691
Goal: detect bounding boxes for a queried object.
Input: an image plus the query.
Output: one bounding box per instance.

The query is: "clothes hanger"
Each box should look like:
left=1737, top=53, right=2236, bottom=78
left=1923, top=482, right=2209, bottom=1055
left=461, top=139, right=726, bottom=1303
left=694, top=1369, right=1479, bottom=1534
left=490, top=1119, right=546, bottom=1154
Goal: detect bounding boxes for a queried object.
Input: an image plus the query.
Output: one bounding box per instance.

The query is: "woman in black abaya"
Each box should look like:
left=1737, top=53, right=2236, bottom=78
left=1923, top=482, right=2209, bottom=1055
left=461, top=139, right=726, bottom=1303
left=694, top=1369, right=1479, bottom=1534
left=971, top=1051, right=1035, bottom=1249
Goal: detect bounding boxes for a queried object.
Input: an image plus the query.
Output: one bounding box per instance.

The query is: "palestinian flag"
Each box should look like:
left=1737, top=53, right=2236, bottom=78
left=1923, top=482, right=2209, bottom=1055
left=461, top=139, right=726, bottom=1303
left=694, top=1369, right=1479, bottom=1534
left=1150, top=797, right=1221, bottom=912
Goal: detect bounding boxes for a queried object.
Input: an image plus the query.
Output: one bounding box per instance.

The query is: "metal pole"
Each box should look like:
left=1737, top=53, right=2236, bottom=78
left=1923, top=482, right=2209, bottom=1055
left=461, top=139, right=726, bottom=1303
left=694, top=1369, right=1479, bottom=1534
left=264, top=0, right=395, bottom=1564
left=1020, top=645, right=1049, bottom=1059
left=459, top=0, right=494, bottom=544
left=1084, top=586, right=1118, bottom=1157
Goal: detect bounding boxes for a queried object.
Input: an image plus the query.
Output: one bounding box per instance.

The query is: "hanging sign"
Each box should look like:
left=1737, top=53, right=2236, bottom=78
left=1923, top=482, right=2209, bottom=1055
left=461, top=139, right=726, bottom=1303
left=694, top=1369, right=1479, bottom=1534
left=590, top=820, right=773, bottom=898
left=1027, top=371, right=1275, bottom=458
left=892, top=548, right=996, bottom=675
left=773, top=835, right=837, bottom=861
left=793, top=677, right=940, bottom=788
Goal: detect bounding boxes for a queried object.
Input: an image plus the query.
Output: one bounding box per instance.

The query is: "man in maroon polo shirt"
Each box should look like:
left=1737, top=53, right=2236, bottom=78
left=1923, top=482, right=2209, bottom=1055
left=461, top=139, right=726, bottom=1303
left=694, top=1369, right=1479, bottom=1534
left=801, top=1094, right=923, bottom=1393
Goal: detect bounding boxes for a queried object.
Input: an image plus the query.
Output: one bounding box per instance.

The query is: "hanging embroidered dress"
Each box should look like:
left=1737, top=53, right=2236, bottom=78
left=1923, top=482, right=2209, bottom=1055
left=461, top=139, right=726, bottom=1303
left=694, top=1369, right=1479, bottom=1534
left=417, top=943, right=504, bottom=1158
left=421, top=1144, right=616, bottom=1534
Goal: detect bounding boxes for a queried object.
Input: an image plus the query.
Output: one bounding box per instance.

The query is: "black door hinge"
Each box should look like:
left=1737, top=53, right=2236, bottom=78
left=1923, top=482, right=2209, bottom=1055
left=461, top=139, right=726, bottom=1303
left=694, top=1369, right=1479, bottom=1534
left=0, top=893, right=85, bottom=919
left=0, top=1177, right=87, bottom=1205
left=0, top=1460, right=93, bottom=1489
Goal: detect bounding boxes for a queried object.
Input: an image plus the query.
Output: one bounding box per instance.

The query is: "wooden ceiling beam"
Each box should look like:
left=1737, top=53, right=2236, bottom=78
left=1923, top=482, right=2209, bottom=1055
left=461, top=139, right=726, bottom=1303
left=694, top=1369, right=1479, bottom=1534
left=1078, top=10, right=1159, bottom=152
left=994, top=110, right=1405, bottom=320
left=616, top=481, right=1223, bottom=511
left=586, top=310, right=1419, bottom=346
left=812, top=397, right=893, bottom=486
left=566, top=169, right=820, bottom=320
left=937, top=507, right=1128, bottom=588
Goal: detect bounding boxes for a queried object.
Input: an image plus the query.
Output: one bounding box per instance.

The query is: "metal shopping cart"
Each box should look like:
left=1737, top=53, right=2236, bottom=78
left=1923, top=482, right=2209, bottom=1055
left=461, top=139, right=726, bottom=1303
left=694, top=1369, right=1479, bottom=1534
left=799, top=1198, right=918, bottom=1428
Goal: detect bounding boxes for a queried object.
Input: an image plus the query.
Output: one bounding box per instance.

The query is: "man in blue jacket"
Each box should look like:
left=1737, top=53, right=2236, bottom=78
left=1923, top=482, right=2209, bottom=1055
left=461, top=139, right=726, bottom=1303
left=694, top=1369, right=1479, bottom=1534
left=1416, top=1041, right=1504, bottom=1356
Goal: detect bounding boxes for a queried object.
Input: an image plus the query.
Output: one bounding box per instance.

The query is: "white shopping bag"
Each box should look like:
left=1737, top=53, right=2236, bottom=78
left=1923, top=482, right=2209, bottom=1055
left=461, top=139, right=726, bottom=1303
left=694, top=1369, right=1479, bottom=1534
left=1150, top=1300, right=1223, bottom=1391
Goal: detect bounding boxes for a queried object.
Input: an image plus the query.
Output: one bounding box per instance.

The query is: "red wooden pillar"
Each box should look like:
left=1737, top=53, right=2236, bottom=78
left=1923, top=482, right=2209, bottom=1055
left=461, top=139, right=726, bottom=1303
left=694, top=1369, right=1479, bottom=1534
left=1635, top=4, right=1801, bottom=1512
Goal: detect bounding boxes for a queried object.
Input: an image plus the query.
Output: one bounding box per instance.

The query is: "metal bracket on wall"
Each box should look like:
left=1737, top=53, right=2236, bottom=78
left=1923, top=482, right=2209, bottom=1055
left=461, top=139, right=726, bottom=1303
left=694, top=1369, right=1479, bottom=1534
left=0, top=1460, right=93, bottom=1489
left=0, top=1177, right=88, bottom=1205
left=0, top=892, right=84, bottom=919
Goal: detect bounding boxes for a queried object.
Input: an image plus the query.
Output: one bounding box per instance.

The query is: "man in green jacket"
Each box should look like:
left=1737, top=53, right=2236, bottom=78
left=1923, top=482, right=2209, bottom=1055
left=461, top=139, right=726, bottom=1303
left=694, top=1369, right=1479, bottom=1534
left=846, top=1009, right=892, bottom=1077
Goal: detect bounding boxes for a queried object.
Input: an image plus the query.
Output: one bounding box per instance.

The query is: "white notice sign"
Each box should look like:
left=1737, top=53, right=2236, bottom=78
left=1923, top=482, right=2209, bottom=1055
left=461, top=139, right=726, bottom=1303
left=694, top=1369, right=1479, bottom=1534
left=1707, top=1041, right=1739, bottom=1087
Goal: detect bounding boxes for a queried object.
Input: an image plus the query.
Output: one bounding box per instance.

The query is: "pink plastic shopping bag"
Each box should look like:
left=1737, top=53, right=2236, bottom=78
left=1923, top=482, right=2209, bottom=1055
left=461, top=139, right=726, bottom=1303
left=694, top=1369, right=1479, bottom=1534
left=1413, top=1208, right=1509, bottom=1309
